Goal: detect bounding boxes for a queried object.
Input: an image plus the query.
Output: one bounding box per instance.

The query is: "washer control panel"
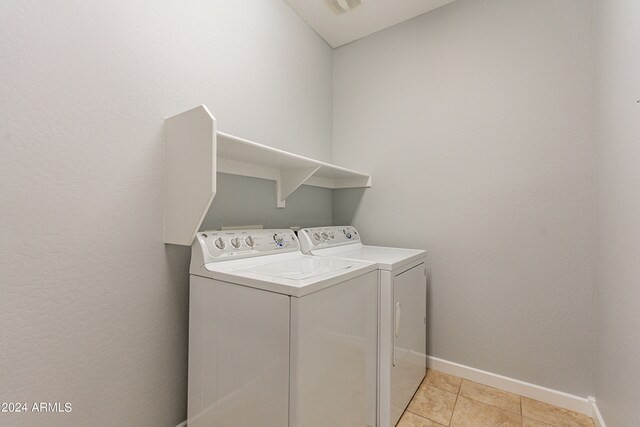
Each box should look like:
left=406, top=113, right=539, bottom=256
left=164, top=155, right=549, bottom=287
left=298, top=226, right=360, bottom=253
left=195, top=229, right=299, bottom=262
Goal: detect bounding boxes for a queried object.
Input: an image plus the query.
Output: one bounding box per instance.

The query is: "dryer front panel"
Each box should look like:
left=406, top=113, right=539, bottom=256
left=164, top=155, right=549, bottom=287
left=390, top=263, right=427, bottom=426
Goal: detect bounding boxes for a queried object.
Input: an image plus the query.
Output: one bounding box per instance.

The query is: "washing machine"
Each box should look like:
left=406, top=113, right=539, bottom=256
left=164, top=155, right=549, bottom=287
left=188, top=228, right=378, bottom=427
left=298, top=226, right=427, bottom=427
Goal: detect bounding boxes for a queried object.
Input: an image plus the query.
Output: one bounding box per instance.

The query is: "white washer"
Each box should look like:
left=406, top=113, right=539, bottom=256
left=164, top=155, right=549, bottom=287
left=298, top=226, right=427, bottom=427
left=188, top=229, right=378, bottom=427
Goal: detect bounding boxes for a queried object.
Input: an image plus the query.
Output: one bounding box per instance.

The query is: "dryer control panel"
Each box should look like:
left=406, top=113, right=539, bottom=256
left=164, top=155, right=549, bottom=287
left=194, top=229, right=299, bottom=263
left=298, top=226, right=361, bottom=253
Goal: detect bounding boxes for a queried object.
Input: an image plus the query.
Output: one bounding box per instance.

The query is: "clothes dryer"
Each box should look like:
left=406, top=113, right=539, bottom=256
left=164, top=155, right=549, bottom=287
left=299, top=226, right=427, bottom=427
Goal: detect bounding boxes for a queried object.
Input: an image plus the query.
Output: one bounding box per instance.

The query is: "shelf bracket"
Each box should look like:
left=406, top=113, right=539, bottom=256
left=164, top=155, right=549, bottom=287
left=276, top=166, right=321, bottom=208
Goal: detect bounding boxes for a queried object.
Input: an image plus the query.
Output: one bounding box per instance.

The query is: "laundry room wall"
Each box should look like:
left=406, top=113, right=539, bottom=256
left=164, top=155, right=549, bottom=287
left=200, top=174, right=333, bottom=231
left=332, top=0, right=595, bottom=397
left=0, top=1, right=332, bottom=426
left=594, top=0, right=640, bottom=424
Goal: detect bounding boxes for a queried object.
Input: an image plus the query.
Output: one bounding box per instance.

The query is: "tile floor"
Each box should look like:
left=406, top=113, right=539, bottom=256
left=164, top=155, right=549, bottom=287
left=398, top=370, right=595, bottom=427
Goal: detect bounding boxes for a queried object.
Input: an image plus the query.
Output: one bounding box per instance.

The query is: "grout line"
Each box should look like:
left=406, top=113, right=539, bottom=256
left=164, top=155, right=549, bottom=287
left=404, top=410, right=447, bottom=426
left=455, top=376, right=523, bottom=416
left=522, top=416, right=556, bottom=427
left=423, top=370, right=463, bottom=395
left=520, top=396, right=523, bottom=426
left=426, top=384, right=460, bottom=395
left=404, top=378, right=457, bottom=426
left=457, top=393, right=523, bottom=417
left=403, top=372, right=450, bottom=425
left=447, top=385, right=460, bottom=426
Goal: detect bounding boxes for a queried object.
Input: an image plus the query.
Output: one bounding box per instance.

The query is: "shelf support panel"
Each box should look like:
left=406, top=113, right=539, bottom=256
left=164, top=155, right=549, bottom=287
left=164, top=106, right=216, bottom=245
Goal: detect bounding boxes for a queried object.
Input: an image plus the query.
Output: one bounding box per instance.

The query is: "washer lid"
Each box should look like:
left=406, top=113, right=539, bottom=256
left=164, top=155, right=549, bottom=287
left=197, top=252, right=377, bottom=297
left=311, top=244, right=425, bottom=271
left=239, top=257, right=358, bottom=280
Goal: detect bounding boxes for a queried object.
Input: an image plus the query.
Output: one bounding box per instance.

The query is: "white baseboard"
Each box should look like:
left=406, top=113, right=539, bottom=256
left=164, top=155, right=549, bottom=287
left=589, top=397, right=607, bottom=427
left=175, top=421, right=187, bottom=427
left=427, top=356, right=592, bottom=416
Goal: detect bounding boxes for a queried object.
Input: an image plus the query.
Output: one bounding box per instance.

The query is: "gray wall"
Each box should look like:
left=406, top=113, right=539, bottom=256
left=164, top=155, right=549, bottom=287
left=594, top=0, right=640, bottom=424
left=332, top=0, right=595, bottom=396
left=0, top=1, right=332, bottom=426
left=201, top=174, right=333, bottom=231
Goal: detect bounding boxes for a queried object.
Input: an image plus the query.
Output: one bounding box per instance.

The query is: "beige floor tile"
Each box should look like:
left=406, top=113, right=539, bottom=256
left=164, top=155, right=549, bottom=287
left=423, top=369, right=463, bottom=394
left=459, top=380, right=521, bottom=414
left=450, top=396, right=521, bottom=427
left=398, top=411, right=446, bottom=427
left=523, top=417, right=554, bottom=427
left=407, top=385, right=457, bottom=425
left=521, top=397, right=595, bottom=427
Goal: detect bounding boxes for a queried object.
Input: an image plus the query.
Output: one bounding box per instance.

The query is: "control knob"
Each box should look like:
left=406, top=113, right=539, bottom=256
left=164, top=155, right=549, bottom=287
left=214, top=237, right=226, bottom=250
left=321, top=232, right=329, bottom=241
left=273, top=233, right=285, bottom=247
left=245, top=236, right=255, bottom=248
left=312, top=232, right=321, bottom=242
left=230, top=237, right=241, bottom=249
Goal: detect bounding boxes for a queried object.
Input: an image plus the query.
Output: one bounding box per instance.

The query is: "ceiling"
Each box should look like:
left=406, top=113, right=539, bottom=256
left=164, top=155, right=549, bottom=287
left=282, top=0, right=457, bottom=48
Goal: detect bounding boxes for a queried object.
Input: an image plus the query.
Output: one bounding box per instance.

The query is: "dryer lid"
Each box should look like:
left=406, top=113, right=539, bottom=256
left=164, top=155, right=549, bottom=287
left=311, top=244, right=425, bottom=271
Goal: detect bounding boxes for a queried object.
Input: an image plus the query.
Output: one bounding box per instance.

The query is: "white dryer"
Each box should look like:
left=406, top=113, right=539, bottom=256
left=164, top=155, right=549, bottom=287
left=188, top=229, right=378, bottom=427
left=298, top=226, right=427, bottom=427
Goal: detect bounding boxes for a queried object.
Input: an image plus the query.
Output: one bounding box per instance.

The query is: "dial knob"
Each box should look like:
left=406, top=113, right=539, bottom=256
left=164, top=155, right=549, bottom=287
left=245, top=236, right=255, bottom=248
left=214, top=237, right=226, bottom=250
left=273, top=233, right=285, bottom=247
left=230, top=237, right=241, bottom=249
left=329, top=232, right=335, bottom=239
left=321, top=232, right=329, bottom=241
left=312, top=232, right=321, bottom=241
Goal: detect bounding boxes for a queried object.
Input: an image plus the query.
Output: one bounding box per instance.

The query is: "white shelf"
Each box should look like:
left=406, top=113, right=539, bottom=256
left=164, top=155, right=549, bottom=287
left=164, top=105, right=371, bottom=245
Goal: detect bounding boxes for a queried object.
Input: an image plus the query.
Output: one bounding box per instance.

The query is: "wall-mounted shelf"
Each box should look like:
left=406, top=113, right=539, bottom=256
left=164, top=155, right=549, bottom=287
left=164, top=105, right=371, bottom=245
